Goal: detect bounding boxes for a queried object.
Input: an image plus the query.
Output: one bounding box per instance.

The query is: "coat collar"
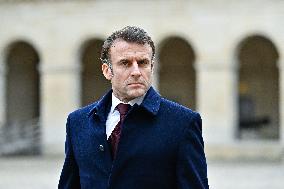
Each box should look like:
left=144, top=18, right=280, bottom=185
left=140, top=86, right=161, bottom=115
left=87, top=86, right=161, bottom=119
left=87, top=89, right=112, bottom=119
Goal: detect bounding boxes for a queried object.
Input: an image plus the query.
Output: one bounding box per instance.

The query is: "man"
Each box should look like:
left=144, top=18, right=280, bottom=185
left=59, top=26, right=209, bottom=189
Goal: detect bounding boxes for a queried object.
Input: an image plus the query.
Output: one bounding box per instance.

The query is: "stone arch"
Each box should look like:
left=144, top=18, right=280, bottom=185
left=236, top=35, right=279, bottom=139
left=158, top=36, right=196, bottom=109
left=4, top=40, right=41, bottom=154
left=80, top=38, right=110, bottom=106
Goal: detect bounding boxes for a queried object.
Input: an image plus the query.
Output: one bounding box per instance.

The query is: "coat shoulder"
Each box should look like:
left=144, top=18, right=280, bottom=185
left=160, top=97, right=199, bottom=118
left=68, top=102, right=98, bottom=121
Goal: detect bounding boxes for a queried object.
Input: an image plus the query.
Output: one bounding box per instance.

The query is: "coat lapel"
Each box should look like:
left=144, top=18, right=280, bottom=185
left=108, top=87, right=162, bottom=182
left=87, top=90, right=113, bottom=169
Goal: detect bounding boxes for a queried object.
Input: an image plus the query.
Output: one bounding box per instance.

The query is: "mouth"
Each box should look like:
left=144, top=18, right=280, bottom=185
left=128, top=83, right=144, bottom=87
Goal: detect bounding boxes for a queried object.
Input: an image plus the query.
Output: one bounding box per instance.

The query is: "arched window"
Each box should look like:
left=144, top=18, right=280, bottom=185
left=237, top=35, right=279, bottom=140
left=158, top=36, right=196, bottom=109
left=4, top=41, right=40, bottom=155
left=80, top=39, right=110, bottom=106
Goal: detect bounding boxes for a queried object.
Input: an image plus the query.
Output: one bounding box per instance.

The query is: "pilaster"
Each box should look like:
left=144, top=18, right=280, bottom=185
left=152, top=57, right=160, bottom=90
left=196, top=60, right=238, bottom=146
left=279, top=59, right=284, bottom=147
left=0, top=58, right=6, bottom=128
left=39, top=60, right=81, bottom=156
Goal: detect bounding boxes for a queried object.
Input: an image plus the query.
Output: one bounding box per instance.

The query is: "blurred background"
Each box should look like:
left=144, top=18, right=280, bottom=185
left=0, top=0, right=283, bottom=188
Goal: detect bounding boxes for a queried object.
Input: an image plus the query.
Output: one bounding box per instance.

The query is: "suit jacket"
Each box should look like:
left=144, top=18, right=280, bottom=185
left=58, top=87, right=209, bottom=189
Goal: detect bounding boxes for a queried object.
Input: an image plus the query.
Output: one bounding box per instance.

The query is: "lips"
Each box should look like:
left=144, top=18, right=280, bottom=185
left=128, top=83, right=144, bottom=86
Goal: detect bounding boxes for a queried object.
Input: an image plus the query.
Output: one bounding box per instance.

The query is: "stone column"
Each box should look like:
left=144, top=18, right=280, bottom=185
left=196, top=60, right=238, bottom=148
left=152, top=56, right=160, bottom=90
left=0, top=59, right=6, bottom=128
left=278, top=59, right=284, bottom=160
left=40, top=59, right=81, bottom=156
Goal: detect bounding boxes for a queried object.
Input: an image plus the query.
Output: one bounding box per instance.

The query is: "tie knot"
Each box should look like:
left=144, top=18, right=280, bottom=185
left=116, top=103, right=131, bottom=116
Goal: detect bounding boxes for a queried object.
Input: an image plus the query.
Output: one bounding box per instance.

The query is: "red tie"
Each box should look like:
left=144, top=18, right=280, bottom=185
left=109, top=103, right=131, bottom=159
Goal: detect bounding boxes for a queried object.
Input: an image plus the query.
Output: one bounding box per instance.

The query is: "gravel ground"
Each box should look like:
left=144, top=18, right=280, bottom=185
left=0, top=157, right=283, bottom=189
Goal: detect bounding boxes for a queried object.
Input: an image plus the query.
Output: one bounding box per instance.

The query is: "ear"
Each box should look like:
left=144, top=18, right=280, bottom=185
left=102, top=63, right=113, bottom=80
left=151, top=61, right=154, bottom=73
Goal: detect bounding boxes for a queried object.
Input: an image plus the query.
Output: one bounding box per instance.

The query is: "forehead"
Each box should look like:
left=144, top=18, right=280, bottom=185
left=109, top=39, right=152, bottom=59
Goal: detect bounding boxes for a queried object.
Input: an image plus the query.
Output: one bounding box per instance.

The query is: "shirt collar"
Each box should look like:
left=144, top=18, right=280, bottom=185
left=88, top=86, right=161, bottom=118
left=110, top=93, right=146, bottom=113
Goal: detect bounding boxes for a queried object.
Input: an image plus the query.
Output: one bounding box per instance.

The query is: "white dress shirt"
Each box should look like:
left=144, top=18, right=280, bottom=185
left=105, top=93, right=145, bottom=139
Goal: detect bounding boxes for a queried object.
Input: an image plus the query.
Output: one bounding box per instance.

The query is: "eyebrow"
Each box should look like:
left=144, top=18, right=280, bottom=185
left=138, top=58, right=150, bottom=63
left=118, top=59, right=129, bottom=63
left=118, top=57, right=150, bottom=61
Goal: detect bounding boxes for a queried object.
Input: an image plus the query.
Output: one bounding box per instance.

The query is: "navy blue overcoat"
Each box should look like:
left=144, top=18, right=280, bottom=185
left=59, top=87, right=209, bottom=189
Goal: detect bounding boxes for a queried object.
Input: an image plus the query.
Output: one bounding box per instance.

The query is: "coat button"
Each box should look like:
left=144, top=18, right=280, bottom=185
left=99, top=144, right=104, bottom=152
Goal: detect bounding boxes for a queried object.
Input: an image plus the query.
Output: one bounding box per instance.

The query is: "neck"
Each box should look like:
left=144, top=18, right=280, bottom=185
left=112, top=92, right=146, bottom=107
left=112, top=93, right=132, bottom=103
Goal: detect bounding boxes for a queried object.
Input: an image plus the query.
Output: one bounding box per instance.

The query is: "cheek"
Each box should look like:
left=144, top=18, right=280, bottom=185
left=112, top=74, right=126, bottom=86
left=143, top=71, right=153, bottom=80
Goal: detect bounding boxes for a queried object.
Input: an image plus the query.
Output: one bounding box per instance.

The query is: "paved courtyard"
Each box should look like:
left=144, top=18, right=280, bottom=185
left=0, top=156, right=283, bottom=189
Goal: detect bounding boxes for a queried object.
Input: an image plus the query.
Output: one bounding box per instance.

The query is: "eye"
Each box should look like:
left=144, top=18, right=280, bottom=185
left=138, top=59, right=149, bottom=66
left=120, top=60, right=129, bottom=66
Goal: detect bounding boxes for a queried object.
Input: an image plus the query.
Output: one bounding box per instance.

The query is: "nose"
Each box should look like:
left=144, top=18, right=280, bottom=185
left=130, top=61, right=141, bottom=77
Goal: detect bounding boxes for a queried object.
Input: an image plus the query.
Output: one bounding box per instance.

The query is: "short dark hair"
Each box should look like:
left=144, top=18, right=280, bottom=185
left=100, top=26, right=155, bottom=66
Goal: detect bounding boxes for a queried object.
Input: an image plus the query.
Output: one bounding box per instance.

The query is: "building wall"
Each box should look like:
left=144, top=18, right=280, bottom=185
left=0, top=0, right=283, bottom=159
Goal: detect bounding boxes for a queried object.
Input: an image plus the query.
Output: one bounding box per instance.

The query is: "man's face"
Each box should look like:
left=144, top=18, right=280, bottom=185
left=102, top=39, right=153, bottom=102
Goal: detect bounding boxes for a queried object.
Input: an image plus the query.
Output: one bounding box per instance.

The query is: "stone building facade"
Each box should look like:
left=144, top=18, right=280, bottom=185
left=0, top=0, right=283, bottom=160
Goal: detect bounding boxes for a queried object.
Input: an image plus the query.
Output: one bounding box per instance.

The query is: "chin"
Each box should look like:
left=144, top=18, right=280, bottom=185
left=128, top=89, right=146, bottom=98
